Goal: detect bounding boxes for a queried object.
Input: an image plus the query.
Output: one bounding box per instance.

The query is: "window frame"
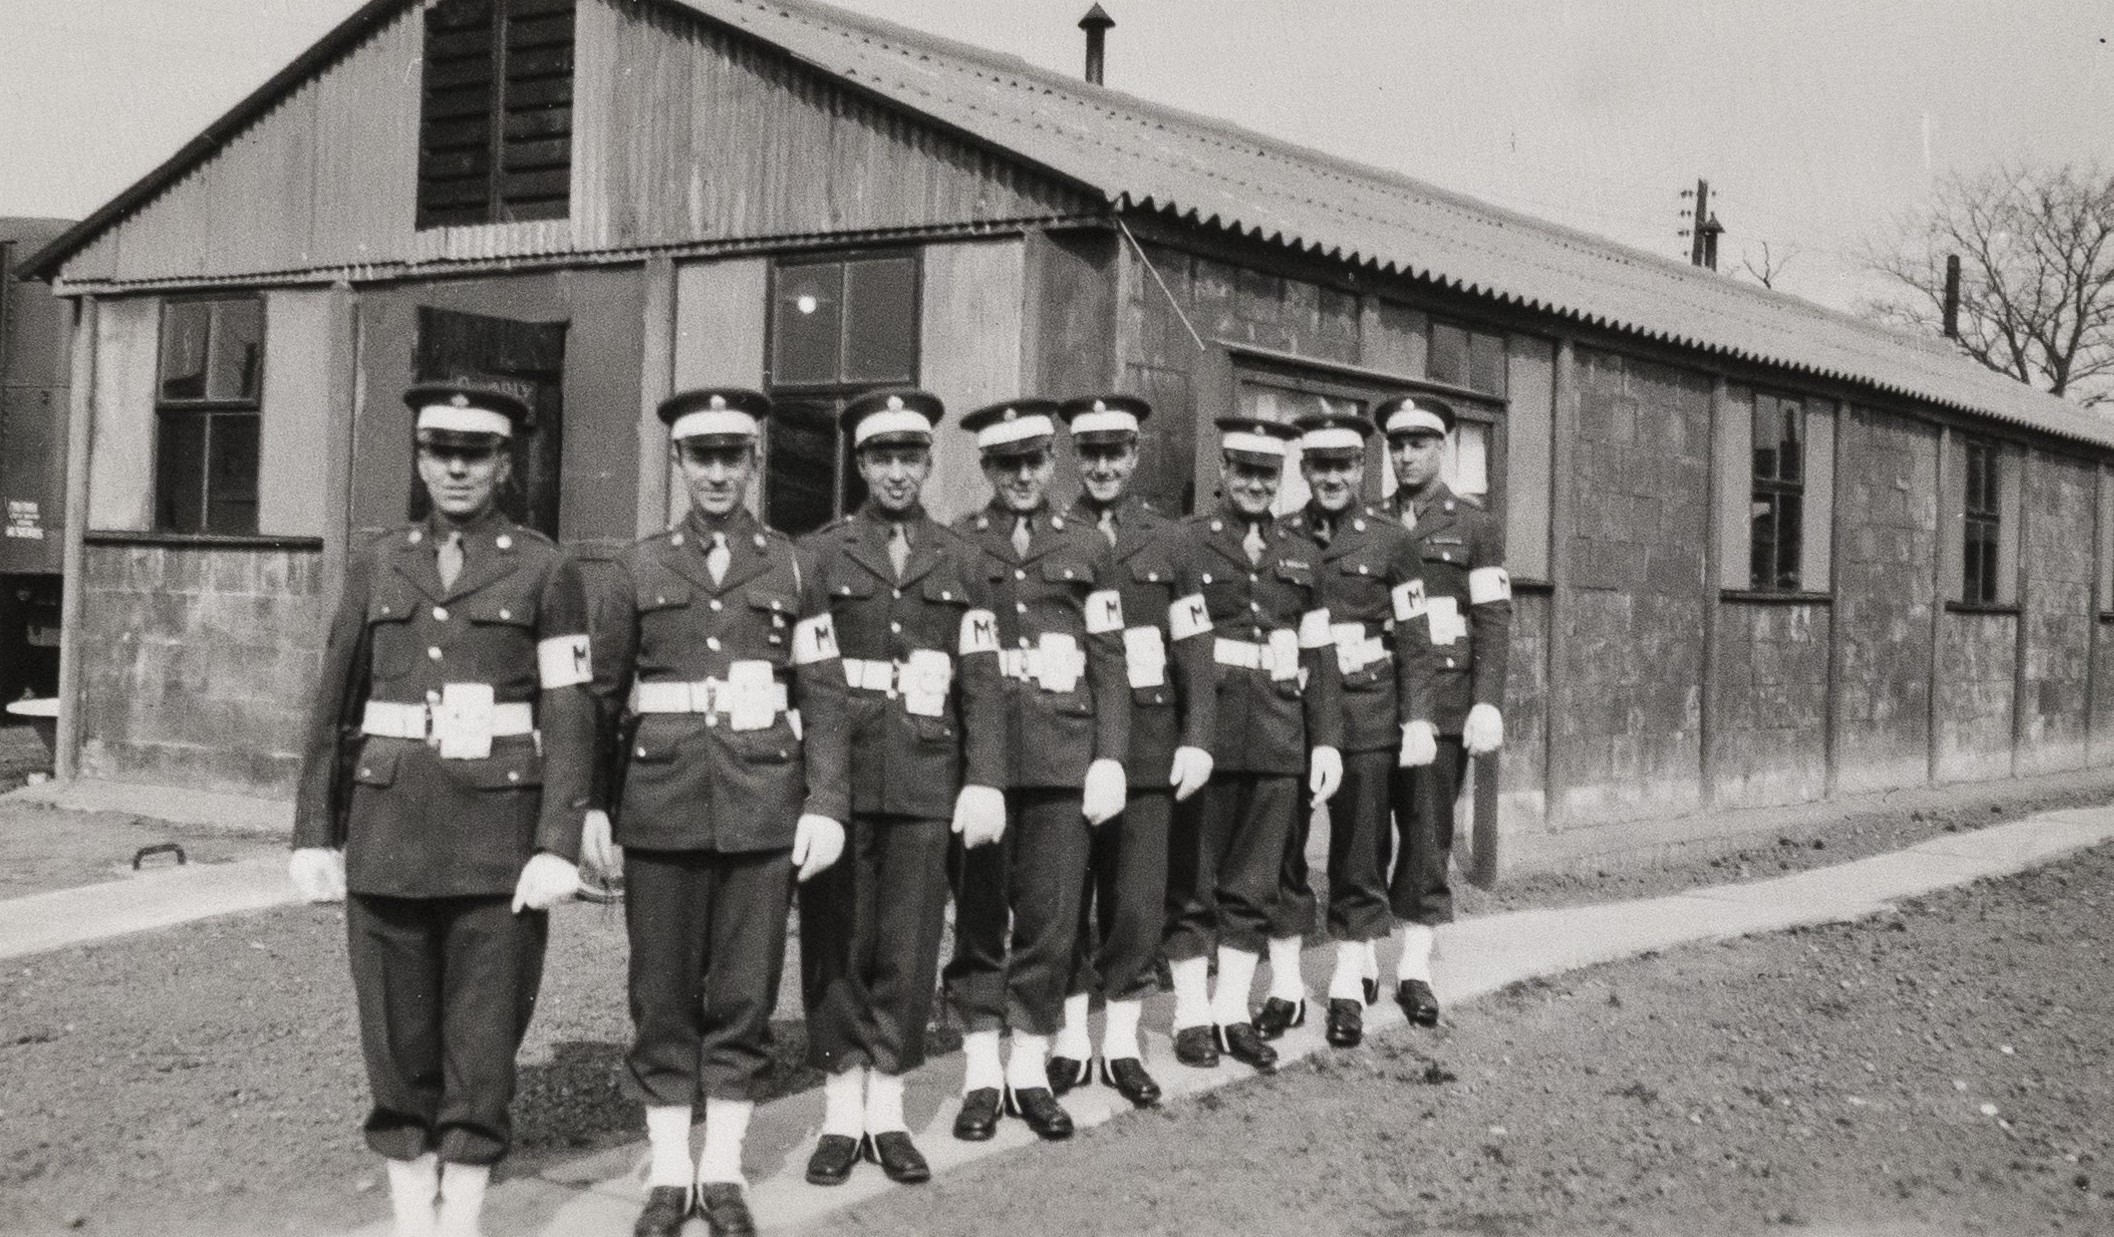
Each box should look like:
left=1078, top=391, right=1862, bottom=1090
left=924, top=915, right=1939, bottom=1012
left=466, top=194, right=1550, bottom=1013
left=1747, top=390, right=1807, bottom=592
left=153, top=295, right=266, bottom=537
left=415, top=0, right=576, bottom=231
left=760, top=249, right=924, bottom=534
left=1960, top=435, right=2003, bottom=607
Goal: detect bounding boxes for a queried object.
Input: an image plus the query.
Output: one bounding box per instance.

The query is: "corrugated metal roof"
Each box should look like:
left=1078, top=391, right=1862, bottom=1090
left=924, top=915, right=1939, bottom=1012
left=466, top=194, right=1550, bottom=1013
left=677, top=0, right=2114, bottom=449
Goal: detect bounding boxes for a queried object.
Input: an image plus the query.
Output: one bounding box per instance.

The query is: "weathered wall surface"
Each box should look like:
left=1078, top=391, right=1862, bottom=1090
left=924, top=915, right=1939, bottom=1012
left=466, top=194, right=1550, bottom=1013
left=1496, top=590, right=1550, bottom=833
left=1832, top=407, right=1939, bottom=796
left=76, top=544, right=323, bottom=794
left=2018, top=452, right=2094, bottom=775
left=1935, top=612, right=2018, bottom=783
left=1712, top=602, right=1830, bottom=808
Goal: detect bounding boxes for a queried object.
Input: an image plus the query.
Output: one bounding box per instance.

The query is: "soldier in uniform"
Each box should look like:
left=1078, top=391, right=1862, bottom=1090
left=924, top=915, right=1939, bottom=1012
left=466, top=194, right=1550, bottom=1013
left=1266, top=409, right=1436, bottom=1050
left=943, top=398, right=1131, bottom=1143
left=584, top=389, right=850, bottom=1237
left=1162, top=415, right=1344, bottom=1076
left=794, top=390, right=1008, bottom=1187
left=290, top=382, right=594, bottom=1237
left=1378, top=394, right=1511, bottom=1027
left=1044, top=396, right=1215, bottom=1108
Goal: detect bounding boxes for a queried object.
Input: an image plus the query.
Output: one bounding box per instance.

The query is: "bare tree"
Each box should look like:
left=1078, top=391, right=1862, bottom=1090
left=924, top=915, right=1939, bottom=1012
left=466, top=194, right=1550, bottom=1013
left=1737, top=241, right=1796, bottom=290
left=1864, top=163, right=2114, bottom=407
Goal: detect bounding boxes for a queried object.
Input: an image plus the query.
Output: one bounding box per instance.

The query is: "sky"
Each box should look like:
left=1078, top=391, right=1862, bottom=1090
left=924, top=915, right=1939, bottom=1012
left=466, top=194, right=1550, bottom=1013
left=3, top=0, right=2110, bottom=316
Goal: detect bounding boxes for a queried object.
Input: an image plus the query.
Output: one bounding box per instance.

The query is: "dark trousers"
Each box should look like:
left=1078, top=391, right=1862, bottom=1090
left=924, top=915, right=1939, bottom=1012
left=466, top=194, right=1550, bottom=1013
left=1164, top=773, right=1296, bottom=961
left=1307, top=747, right=1396, bottom=943
left=1068, top=787, right=1171, bottom=1004
left=944, top=788, right=1090, bottom=1036
left=1389, top=737, right=1468, bottom=925
left=347, top=893, right=547, bottom=1166
left=798, top=815, right=951, bottom=1076
left=624, top=847, right=793, bottom=1106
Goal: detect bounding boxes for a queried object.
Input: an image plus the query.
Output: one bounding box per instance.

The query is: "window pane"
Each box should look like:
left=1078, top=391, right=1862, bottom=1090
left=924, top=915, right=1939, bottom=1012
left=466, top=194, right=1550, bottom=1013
left=1750, top=493, right=1776, bottom=589
left=208, top=300, right=265, bottom=402
left=842, top=257, right=918, bottom=384
left=1751, top=398, right=1779, bottom=481
left=205, top=413, right=262, bottom=535
left=155, top=413, right=208, bottom=532
left=771, top=263, right=844, bottom=386
left=1775, top=490, right=1803, bottom=589
left=1466, top=329, right=1506, bottom=397
left=1443, top=421, right=1489, bottom=498
left=763, top=397, right=840, bottom=535
left=1428, top=322, right=1468, bottom=387
left=159, top=303, right=212, bottom=402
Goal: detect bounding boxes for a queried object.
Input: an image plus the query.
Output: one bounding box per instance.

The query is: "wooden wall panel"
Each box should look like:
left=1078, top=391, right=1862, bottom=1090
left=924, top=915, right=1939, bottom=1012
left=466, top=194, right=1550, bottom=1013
left=921, top=239, right=1025, bottom=525
left=1504, top=336, right=1554, bottom=581
left=307, top=7, right=422, bottom=268
left=259, top=289, right=345, bottom=537
left=86, top=297, right=159, bottom=531
left=670, top=257, right=767, bottom=525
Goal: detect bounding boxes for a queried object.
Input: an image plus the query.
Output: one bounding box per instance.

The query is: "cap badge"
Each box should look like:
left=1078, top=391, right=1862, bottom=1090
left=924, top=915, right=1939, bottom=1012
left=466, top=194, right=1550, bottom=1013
left=1092, top=400, right=1107, bottom=412
left=449, top=394, right=469, bottom=407
left=1002, top=407, right=1017, bottom=421
left=887, top=395, right=904, bottom=411
left=709, top=394, right=728, bottom=410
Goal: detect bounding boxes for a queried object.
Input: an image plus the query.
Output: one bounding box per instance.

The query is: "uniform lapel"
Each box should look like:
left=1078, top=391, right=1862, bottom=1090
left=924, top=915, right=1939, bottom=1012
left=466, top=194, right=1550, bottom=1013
left=1202, top=512, right=1256, bottom=572
left=711, top=511, right=776, bottom=594
left=1401, top=482, right=1460, bottom=539
left=389, top=530, right=446, bottom=602
left=844, top=513, right=899, bottom=586
left=894, top=516, right=944, bottom=589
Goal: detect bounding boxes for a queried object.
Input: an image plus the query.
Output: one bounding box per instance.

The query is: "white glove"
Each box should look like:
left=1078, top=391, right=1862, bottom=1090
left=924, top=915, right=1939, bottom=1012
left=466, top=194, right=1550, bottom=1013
left=952, top=784, right=1007, bottom=848
left=1309, top=746, right=1344, bottom=804
left=579, top=808, right=621, bottom=881
left=791, top=813, right=846, bottom=882
left=1168, top=745, right=1214, bottom=802
left=1082, top=758, right=1128, bottom=825
left=288, top=847, right=346, bottom=904
left=1464, top=703, right=1505, bottom=757
left=1399, top=720, right=1439, bottom=768
left=511, top=852, right=580, bottom=913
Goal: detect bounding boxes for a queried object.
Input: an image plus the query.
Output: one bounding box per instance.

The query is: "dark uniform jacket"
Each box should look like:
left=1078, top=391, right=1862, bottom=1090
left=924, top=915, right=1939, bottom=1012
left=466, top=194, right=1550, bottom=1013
left=1392, top=482, right=1511, bottom=736
left=1277, top=502, right=1430, bottom=755
left=596, top=507, right=851, bottom=851
left=951, top=503, right=1131, bottom=791
left=799, top=505, right=1007, bottom=819
left=1066, top=496, right=1215, bottom=790
left=292, top=512, right=596, bottom=898
left=1178, top=505, right=1345, bottom=776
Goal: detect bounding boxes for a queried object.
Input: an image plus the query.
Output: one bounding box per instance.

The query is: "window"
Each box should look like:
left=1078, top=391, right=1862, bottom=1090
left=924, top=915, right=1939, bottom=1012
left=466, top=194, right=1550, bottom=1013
left=1428, top=319, right=1507, bottom=400
left=762, top=253, right=920, bottom=534
left=1749, top=393, right=1805, bottom=590
left=1232, top=371, right=1496, bottom=516
left=416, top=0, right=575, bottom=230
left=1961, top=437, right=2002, bottom=605
left=155, top=298, right=263, bottom=535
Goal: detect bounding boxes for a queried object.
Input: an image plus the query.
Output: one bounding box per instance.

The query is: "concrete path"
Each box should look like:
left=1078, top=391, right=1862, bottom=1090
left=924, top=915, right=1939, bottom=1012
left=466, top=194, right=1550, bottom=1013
left=318, top=807, right=2114, bottom=1237
left=0, top=852, right=294, bottom=960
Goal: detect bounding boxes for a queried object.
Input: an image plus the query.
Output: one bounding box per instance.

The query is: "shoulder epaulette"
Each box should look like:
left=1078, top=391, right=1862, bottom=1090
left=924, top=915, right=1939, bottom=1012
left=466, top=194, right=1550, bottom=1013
left=1457, top=493, right=1486, bottom=510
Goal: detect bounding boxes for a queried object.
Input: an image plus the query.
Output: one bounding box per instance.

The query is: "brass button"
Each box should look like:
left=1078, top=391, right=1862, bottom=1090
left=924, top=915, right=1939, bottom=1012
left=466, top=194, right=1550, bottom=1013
left=495, top=535, right=512, bottom=550
left=426, top=690, right=441, bottom=704
left=707, top=637, right=722, bottom=651
left=506, top=771, right=520, bottom=783
left=498, top=608, right=512, bottom=620
left=892, top=589, right=903, bottom=599
left=1015, top=570, right=1027, bottom=580
left=635, top=746, right=647, bottom=757
left=433, top=606, right=449, bottom=621
left=709, top=599, right=723, bottom=611
left=427, top=647, right=443, bottom=660
left=1015, top=603, right=1027, bottom=613
left=890, top=621, right=902, bottom=634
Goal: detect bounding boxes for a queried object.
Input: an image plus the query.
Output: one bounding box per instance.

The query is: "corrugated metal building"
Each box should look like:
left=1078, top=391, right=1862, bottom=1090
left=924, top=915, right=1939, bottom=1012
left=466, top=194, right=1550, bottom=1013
left=25, top=0, right=2114, bottom=873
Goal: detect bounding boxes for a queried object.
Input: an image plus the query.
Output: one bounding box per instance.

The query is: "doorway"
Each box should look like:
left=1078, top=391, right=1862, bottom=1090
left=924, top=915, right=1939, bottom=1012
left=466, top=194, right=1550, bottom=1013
left=410, top=306, right=568, bottom=538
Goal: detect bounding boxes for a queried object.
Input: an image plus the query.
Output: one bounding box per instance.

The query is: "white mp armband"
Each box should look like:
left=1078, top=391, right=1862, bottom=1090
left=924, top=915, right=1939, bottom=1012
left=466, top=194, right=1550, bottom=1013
left=792, top=613, right=840, bottom=666
left=1392, top=578, right=1427, bottom=622
left=537, top=633, right=592, bottom=688
left=1168, top=593, right=1211, bottom=642
left=1297, top=607, right=1334, bottom=650
left=1470, top=566, right=1512, bottom=605
left=1085, top=589, right=1125, bottom=635
left=959, top=608, right=1000, bottom=656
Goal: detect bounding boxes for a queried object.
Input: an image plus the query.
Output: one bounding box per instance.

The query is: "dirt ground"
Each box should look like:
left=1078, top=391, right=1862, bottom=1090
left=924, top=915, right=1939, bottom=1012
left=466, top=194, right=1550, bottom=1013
left=0, top=806, right=283, bottom=900
left=0, top=723, right=52, bottom=796
left=818, top=839, right=2114, bottom=1237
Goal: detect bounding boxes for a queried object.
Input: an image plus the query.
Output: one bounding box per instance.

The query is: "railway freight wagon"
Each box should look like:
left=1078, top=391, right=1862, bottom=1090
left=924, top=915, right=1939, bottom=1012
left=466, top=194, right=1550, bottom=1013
left=0, top=219, right=73, bottom=706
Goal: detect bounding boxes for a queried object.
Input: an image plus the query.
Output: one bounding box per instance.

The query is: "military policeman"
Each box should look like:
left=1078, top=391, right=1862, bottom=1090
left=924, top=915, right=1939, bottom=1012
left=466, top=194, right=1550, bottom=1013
left=290, top=381, right=594, bottom=1237
left=1266, top=409, right=1436, bottom=1050
left=586, top=388, right=850, bottom=1237
left=794, top=390, right=1008, bottom=1187
left=1044, top=395, right=1216, bottom=1108
left=1378, top=394, right=1511, bottom=1027
left=1162, top=415, right=1344, bottom=1076
left=943, top=398, right=1131, bottom=1143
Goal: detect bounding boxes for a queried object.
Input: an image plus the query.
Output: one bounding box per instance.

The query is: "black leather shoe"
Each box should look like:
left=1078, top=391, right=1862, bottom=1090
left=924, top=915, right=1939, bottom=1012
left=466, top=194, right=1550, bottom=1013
left=1325, top=997, right=1363, bottom=1047
left=1172, top=1024, right=1220, bottom=1068
left=863, top=1130, right=931, bottom=1184
left=805, top=1133, right=861, bottom=1186
left=1003, top=1085, right=1075, bottom=1140
left=1363, top=976, right=1380, bottom=1007
left=1397, top=978, right=1441, bottom=1026
left=1254, top=996, right=1305, bottom=1040
left=634, top=1186, right=690, bottom=1237
left=1046, top=1053, right=1090, bottom=1096
left=1217, top=1021, right=1278, bottom=1073
left=953, top=1087, right=1001, bottom=1141
left=1099, top=1056, right=1162, bottom=1107
left=695, top=1182, right=756, bottom=1237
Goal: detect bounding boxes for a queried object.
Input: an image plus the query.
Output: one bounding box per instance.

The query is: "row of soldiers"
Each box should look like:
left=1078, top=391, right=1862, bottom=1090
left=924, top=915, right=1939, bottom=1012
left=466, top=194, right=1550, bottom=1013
left=289, top=378, right=1509, bottom=1237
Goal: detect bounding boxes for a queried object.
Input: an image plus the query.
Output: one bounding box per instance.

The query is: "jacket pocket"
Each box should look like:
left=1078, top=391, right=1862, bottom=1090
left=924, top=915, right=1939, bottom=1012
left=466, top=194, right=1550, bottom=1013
left=351, top=740, right=402, bottom=787
left=461, top=741, right=544, bottom=791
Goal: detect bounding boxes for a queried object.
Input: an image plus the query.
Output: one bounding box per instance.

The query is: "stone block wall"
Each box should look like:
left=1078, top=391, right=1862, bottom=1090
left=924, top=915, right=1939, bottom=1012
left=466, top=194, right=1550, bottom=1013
left=2018, top=454, right=2094, bottom=775
left=1712, top=602, right=1830, bottom=808
left=1833, top=408, right=1939, bottom=795
left=1935, top=611, right=2018, bottom=783
left=76, top=543, right=324, bottom=795
left=1496, top=590, right=1549, bottom=832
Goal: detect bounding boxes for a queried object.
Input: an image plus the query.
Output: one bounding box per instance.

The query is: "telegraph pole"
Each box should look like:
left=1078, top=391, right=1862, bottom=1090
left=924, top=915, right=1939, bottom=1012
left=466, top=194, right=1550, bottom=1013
left=1679, top=179, right=1725, bottom=270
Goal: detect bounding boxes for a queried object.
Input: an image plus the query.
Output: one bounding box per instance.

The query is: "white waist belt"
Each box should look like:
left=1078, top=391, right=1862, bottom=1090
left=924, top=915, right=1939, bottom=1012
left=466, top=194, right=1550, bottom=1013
left=841, top=655, right=956, bottom=695
left=997, top=637, right=1087, bottom=692
left=361, top=699, right=534, bottom=741
left=631, top=678, right=790, bottom=717
left=1213, top=635, right=1300, bottom=680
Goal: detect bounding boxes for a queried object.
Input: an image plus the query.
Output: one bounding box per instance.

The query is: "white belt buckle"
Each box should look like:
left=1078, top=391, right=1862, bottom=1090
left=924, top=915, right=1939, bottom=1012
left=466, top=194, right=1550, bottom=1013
left=902, top=649, right=952, bottom=718
left=722, top=661, right=778, bottom=732
left=434, top=683, right=495, bottom=759
left=1267, top=629, right=1300, bottom=682
left=1123, top=625, right=1166, bottom=689
left=1036, top=633, right=1081, bottom=693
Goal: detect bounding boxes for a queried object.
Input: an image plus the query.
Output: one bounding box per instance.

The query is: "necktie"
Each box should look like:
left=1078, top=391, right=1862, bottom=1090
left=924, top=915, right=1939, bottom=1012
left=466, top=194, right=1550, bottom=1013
left=1243, top=521, right=1266, bottom=565
left=1098, top=508, right=1117, bottom=547
left=1311, top=514, right=1334, bottom=548
left=1399, top=502, right=1418, bottom=532
left=707, top=531, right=730, bottom=586
left=437, top=530, right=465, bottom=589
left=1012, top=516, right=1032, bottom=558
left=888, top=522, right=910, bottom=579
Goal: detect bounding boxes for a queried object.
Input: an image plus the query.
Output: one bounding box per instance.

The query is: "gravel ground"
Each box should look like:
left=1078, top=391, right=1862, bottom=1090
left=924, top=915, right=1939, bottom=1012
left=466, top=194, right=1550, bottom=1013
left=0, top=805, right=283, bottom=900
left=0, top=723, right=52, bottom=795
left=818, top=839, right=2114, bottom=1237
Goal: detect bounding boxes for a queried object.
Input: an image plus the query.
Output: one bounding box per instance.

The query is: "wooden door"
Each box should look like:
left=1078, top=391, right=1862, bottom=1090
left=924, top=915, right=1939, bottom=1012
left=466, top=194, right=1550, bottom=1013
left=410, top=306, right=567, bottom=537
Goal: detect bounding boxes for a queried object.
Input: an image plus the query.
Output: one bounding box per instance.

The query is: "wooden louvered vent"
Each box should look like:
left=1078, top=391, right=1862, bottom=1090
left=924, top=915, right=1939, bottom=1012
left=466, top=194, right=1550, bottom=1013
left=416, top=0, right=575, bottom=229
